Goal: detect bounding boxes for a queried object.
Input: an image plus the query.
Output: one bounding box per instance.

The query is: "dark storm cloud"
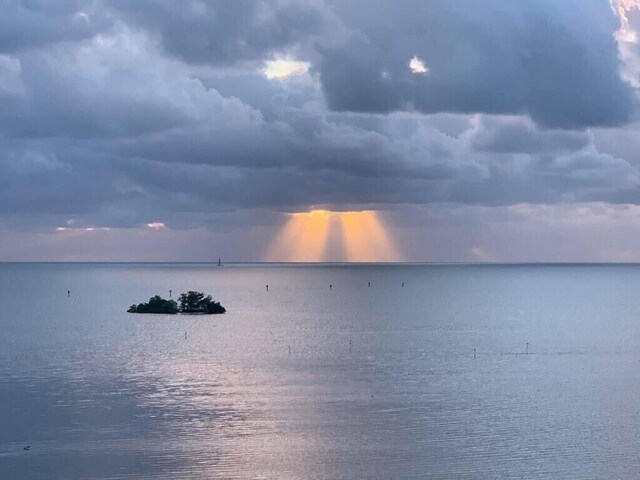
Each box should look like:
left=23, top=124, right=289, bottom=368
left=0, top=0, right=639, bottom=238
left=105, top=0, right=326, bottom=65
left=94, top=0, right=635, bottom=129
left=0, top=139, right=137, bottom=217
left=318, top=0, right=633, bottom=129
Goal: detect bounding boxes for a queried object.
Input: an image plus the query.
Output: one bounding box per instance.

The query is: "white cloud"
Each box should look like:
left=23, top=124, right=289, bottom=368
left=409, top=56, right=428, bottom=74
left=611, top=0, right=640, bottom=86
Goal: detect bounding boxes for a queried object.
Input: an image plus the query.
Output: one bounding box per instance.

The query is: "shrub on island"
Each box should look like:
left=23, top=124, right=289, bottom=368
left=128, top=295, right=178, bottom=314
left=127, top=291, right=226, bottom=315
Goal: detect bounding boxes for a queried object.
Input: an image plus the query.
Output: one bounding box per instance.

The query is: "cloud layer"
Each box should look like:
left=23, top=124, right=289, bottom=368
left=1, top=0, right=640, bottom=260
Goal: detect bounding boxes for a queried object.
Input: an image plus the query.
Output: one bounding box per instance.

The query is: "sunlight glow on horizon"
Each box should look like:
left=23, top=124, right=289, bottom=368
left=264, top=210, right=403, bottom=262
left=55, top=226, right=111, bottom=233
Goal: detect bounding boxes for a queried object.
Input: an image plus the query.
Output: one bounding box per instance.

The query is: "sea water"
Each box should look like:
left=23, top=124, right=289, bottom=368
left=1, top=263, right=639, bottom=479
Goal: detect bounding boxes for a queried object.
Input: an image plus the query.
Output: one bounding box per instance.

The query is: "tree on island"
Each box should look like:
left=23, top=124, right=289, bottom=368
left=128, top=291, right=226, bottom=314
left=128, top=295, right=178, bottom=314
left=178, top=291, right=226, bottom=314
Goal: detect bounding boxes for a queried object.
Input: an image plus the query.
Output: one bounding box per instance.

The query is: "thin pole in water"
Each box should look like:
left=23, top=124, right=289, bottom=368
left=368, top=281, right=371, bottom=288
left=67, top=290, right=70, bottom=298
left=330, top=284, right=332, bottom=291
left=474, top=348, right=477, bottom=358
left=266, top=285, right=269, bottom=292
left=288, top=345, right=291, bottom=355
left=169, top=289, right=172, bottom=298
left=526, top=342, right=529, bottom=355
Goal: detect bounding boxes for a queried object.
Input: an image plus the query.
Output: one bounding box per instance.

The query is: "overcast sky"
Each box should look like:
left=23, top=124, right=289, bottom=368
left=3, top=0, right=640, bottom=262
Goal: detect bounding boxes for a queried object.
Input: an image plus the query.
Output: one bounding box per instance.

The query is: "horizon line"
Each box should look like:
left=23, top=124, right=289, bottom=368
left=2, top=261, right=640, bottom=266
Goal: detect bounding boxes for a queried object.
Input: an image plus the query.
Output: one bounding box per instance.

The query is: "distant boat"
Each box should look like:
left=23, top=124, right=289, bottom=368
left=217, top=258, right=223, bottom=267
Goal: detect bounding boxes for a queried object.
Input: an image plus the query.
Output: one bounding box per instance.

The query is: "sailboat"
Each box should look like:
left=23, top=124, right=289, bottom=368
left=217, top=258, right=223, bottom=267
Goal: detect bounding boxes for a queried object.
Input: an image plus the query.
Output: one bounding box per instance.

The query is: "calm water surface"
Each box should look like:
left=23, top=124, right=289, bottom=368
left=1, top=263, right=640, bottom=479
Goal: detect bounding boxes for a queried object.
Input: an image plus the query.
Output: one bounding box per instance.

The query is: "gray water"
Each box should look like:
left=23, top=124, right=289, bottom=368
left=1, top=263, right=639, bottom=479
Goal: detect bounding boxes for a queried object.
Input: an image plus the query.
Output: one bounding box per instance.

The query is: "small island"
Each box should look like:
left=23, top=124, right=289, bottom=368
left=128, top=291, right=226, bottom=315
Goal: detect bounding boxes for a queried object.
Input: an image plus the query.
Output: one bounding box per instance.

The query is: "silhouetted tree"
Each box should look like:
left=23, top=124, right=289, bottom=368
left=128, top=295, right=178, bottom=314
left=178, top=291, right=226, bottom=314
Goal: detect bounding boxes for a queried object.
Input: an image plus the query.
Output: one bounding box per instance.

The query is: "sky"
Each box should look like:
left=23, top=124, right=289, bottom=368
left=3, top=0, right=640, bottom=262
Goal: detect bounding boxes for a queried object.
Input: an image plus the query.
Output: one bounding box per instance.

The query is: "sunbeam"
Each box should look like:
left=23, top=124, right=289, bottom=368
left=264, top=210, right=402, bottom=262
left=340, top=211, right=403, bottom=262
left=264, top=210, right=332, bottom=262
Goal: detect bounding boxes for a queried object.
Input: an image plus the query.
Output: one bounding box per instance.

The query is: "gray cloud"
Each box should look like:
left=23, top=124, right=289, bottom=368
left=469, top=116, right=590, bottom=155
left=0, top=0, right=111, bottom=53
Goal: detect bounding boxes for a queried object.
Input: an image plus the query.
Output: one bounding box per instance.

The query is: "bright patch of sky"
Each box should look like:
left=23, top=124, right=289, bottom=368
left=612, top=0, right=640, bottom=85
left=409, top=56, right=428, bottom=74
left=263, top=56, right=310, bottom=79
